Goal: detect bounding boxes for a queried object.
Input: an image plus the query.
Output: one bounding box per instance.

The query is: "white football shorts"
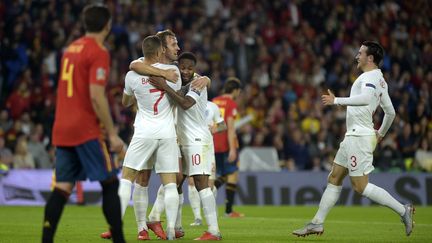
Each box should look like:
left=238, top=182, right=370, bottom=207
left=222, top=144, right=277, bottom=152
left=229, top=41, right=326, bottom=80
left=123, top=137, right=179, bottom=174
left=334, top=135, right=377, bottom=177
left=181, top=144, right=213, bottom=177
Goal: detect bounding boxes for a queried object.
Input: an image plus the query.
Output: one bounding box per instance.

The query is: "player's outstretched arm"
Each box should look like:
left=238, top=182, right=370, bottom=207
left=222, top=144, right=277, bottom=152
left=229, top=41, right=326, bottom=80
left=321, top=89, right=336, bottom=105
left=129, top=59, right=179, bottom=83
left=325, top=85, right=375, bottom=106
left=149, top=77, right=196, bottom=110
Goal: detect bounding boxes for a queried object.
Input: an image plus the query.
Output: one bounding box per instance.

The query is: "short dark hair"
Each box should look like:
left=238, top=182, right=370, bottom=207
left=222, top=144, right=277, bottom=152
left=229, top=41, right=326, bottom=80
left=156, top=29, right=176, bottom=47
left=142, top=35, right=162, bottom=57
left=178, top=52, right=197, bottom=64
left=223, top=77, right=242, bottom=94
left=362, top=41, right=384, bottom=66
left=82, top=4, right=111, bottom=33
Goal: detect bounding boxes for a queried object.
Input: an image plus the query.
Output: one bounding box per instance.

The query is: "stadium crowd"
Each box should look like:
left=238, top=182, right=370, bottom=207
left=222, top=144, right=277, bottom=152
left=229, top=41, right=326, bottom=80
left=0, top=0, right=431, bottom=172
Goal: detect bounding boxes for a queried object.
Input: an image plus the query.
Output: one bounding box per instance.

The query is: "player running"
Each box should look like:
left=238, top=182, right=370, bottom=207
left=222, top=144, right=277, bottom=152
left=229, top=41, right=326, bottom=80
left=293, top=41, right=414, bottom=237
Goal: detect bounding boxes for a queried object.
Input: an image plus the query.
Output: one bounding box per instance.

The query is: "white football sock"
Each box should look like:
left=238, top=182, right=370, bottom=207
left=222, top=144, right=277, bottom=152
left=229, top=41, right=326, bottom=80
left=188, top=184, right=202, bottom=220
left=211, top=186, right=218, bottom=217
left=175, top=193, right=184, bottom=228
left=133, top=183, right=148, bottom=232
left=362, top=183, right=405, bottom=216
left=199, top=187, right=219, bottom=235
left=118, top=179, right=132, bottom=218
left=148, top=184, right=165, bottom=222
left=164, top=183, right=179, bottom=237
left=312, top=183, right=342, bottom=224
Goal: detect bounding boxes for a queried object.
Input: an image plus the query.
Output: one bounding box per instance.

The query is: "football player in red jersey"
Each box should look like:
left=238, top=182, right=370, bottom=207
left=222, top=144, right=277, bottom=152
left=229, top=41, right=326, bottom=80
left=42, top=4, right=125, bottom=243
left=212, top=77, right=244, bottom=218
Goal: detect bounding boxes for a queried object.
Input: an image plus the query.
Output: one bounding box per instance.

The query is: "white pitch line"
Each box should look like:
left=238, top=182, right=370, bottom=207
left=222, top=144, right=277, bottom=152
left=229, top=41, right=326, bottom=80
left=237, top=216, right=432, bottom=227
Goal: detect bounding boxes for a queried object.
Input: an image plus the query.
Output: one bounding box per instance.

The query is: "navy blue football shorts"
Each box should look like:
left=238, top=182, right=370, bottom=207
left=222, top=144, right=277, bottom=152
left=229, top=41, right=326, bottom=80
left=55, top=138, right=119, bottom=182
left=215, top=151, right=239, bottom=176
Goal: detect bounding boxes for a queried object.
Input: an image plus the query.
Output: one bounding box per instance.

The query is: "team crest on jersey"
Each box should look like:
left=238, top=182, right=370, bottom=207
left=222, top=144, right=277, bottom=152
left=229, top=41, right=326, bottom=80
left=191, top=87, right=201, bottom=96
left=96, top=67, right=106, bottom=80
left=379, top=79, right=385, bottom=88
left=232, top=108, right=237, bottom=115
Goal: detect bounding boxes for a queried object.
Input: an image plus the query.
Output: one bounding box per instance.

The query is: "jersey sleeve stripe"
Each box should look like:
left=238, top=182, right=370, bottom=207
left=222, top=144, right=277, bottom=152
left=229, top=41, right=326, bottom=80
left=365, top=83, right=376, bottom=89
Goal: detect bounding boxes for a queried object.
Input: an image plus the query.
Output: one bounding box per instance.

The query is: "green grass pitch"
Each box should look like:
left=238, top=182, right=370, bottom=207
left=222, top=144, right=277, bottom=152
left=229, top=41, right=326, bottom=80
left=0, top=205, right=431, bottom=242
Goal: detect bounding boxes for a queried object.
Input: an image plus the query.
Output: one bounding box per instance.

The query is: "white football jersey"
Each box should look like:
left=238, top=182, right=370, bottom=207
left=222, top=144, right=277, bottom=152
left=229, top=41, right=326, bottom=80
left=205, top=101, right=224, bottom=126
left=177, top=85, right=212, bottom=145
left=335, top=69, right=395, bottom=136
left=124, top=63, right=181, bottom=139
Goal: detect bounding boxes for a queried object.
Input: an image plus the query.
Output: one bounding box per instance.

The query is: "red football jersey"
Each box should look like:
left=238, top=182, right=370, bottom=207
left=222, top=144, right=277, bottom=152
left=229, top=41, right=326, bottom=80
left=52, top=36, right=110, bottom=146
left=212, top=95, right=238, bottom=153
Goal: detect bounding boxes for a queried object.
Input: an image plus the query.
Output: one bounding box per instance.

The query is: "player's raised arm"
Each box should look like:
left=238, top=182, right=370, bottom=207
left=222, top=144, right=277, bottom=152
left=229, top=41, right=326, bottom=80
left=129, top=59, right=179, bottom=83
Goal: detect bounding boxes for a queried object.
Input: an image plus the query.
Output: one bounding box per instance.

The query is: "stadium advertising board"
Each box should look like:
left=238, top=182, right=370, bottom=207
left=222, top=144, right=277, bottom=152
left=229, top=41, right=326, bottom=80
left=0, top=170, right=430, bottom=205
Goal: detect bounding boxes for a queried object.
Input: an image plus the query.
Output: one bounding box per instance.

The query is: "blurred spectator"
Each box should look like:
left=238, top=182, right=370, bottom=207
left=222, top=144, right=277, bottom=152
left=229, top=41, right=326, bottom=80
left=0, top=136, right=13, bottom=169
left=5, top=120, right=23, bottom=149
left=397, top=123, right=418, bottom=160
left=27, top=126, right=51, bottom=169
left=375, top=144, right=404, bottom=172
left=283, top=129, right=311, bottom=170
left=414, top=137, right=432, bottom=172
left=5, top=79, right=31, bottom=120
left=375, top=129, right=405, bottom=171
left=19, top=112, right=32, bottom=136
left=283, top=158, right=297, bottom=172
left=13, top=135, right=35, bottom=169
left=0, top=110, right=13, bottom=134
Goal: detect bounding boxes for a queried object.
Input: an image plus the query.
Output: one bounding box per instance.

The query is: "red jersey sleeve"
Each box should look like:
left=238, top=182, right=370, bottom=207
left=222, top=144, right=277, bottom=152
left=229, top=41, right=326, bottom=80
left=225, top=100, right=237, bottom=120
left=89, top=49, right=110, bottom=86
